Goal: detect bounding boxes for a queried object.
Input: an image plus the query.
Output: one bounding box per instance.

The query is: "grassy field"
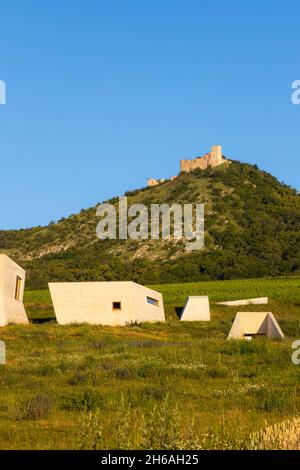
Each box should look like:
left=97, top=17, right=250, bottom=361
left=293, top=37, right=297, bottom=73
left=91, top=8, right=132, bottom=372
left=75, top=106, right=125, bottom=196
left=0, top=277, right=300, bottom=449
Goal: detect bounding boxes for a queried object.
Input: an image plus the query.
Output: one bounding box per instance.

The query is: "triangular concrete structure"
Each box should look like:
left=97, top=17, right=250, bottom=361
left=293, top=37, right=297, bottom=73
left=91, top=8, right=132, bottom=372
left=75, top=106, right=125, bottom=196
left=180, top=296, right=210, bottom=321
left=227, top=312, right=284, bottom=340
left=0, top=254, right=29, bottom=326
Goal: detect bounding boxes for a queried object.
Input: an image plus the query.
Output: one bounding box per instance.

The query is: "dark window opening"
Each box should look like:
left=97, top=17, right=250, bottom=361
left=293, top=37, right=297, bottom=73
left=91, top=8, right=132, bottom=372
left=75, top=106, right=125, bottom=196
left=244, top=333, right=266, bottom=339
left=113, top=301, right=121, bottom=310
left=15, top=276, right=22, bottom=301
left=147, top=296, right=159, bottom=307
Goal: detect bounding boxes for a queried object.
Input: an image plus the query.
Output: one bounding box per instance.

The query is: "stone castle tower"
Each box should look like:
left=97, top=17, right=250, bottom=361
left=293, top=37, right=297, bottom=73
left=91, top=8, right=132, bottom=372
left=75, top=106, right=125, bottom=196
left=180, top=145, right=224, bottom=173
left=147, top=145, right=225, bottom=187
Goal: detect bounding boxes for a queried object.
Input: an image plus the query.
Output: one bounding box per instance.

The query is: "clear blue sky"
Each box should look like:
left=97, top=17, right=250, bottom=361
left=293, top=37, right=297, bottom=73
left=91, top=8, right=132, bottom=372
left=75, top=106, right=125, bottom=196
left=0, top=0, right=299, bottom=229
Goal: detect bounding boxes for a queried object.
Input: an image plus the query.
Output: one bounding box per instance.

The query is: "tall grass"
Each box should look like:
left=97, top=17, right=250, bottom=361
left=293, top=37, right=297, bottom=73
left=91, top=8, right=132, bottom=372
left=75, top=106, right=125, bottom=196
left=0, top=276, right=298, bottom=449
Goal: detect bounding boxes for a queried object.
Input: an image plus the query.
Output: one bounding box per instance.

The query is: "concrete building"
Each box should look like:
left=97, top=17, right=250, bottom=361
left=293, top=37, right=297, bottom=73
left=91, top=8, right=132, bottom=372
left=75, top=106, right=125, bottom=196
left=180, top=296, right=211, bottom=321
left=49, top=281, right=165, bottom=326
left=180, top=145, right=225, bottom=173
left=227, top=312, right=284, bottom=341
left=0, top=254, right=29, bottom=326
left=217, top=297, right=268, bottom=307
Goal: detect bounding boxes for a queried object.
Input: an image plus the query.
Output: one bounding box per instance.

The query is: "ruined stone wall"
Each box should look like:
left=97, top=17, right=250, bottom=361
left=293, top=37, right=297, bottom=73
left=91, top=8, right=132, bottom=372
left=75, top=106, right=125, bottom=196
left=148, top=145, right=224, bottom=187
left=180, top=153, right=211, bottom=172
left=180, top=145, right=224, bottom=173
left=147, top=178, right=166, bottom=187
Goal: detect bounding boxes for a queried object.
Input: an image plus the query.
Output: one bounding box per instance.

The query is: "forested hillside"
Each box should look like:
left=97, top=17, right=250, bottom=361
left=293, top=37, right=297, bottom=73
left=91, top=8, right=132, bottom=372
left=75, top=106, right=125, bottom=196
left=0, top=160, right=299, bottom=288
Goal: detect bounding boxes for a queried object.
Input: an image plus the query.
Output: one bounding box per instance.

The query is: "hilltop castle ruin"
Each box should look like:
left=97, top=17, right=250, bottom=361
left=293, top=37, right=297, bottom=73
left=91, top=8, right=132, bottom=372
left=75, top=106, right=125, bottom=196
left=147, top=145, right=225, bottom=187
left=180, top=145, right=224, bottom=173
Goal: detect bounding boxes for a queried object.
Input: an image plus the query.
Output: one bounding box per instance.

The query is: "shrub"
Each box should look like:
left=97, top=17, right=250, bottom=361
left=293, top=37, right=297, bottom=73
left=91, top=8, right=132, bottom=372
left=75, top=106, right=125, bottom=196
left=68, top=371, right=91, bottom=386
left=100, top=359, right=115, bottom=371
left=63, top=388, right=98, bottom=412
left=262, top=389, right=292, bottom=412
left=137, top=358, right=166, bottom=378
left=78, top=410, right=103, bottom=450
left=142, top=382, right=169, bottom=400
left=91, top=340, right=108, bottom=350
left=115, top=368, right=132, bottom=380
left=207, top=366, right=229, bottom=378
left=22, top=394, right=53, bottom=420
left=35, top=363, right=58, bottom=376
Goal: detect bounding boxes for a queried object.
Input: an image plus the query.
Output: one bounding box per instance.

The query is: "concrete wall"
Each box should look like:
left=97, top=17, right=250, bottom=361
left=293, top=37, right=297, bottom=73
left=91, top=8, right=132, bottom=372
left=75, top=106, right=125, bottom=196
left=180, top=296, right=211, bottom=321
left=267, top=313, right=285, bottom=338
left=0, top=254, right=29, bottom=326
left=217, top=297, right=268, bottom=307
left=49, top=281, right=165, bottom=326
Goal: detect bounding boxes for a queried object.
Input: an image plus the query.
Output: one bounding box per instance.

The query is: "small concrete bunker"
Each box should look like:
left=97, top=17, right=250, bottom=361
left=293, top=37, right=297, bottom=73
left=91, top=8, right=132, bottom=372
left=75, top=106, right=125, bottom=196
left=49, top=281, right=165, bottom=326
left=227, top=312, right=284, bottom=340
left=0, top=254, right=29, bottom=326
left=180, top=296, right=210, bottom=321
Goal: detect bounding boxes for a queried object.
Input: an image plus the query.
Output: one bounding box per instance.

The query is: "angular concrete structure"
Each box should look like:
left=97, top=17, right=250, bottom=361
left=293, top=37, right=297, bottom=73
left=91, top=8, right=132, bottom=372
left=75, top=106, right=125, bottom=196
left=217, top=297, right=268, bottom=307
left=180, top=296, right=210, bottom=321
left=49, top=281, right=165, bottom=326
left=227, top=312, right=284, bottom=340
left=0, top=254, right=29, bottom=326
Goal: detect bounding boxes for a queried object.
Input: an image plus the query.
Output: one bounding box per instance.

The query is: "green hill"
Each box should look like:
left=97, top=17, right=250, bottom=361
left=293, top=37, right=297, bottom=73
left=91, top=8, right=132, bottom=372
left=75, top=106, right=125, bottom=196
left=0, top=160, right=299, bottom=288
